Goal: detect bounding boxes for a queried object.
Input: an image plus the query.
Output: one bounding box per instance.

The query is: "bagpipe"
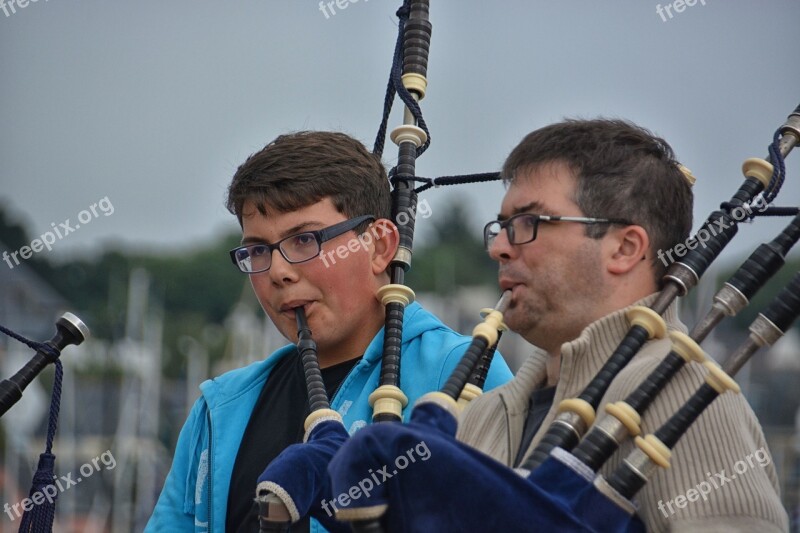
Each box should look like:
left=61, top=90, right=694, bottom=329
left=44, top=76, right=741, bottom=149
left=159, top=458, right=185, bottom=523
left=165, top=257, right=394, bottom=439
left=254, top=1, right=507, bottom=530
left=0, top=312, right=89, bottom=531
left=324, top=105, right=800, bottom=531
left=252, top=0, right=800, bottom=529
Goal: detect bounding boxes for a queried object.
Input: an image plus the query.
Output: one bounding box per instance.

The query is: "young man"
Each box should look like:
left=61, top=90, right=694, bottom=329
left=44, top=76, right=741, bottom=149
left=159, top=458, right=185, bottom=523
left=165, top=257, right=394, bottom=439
left=458, top=119, right=788, bottom=531
left=145, top=131, right=512, bottom=532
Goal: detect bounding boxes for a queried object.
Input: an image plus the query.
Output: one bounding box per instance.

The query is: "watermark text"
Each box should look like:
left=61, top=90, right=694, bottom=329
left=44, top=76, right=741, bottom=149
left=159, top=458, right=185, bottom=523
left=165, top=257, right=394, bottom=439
left=656, top=0, right=708, bottom=22
left=320, top=440, right=431, bottom=517
left=319, top=198, right=431, bottom=268
left=318, top=0, right=369, bottom=20
left=3, top=450, right=116, bottom=521
left=658, top=446, right=771, bottom=517
left=1, top=0, right=50, bottom=18
left=2, top=196, right=115, bottom=270
left=656, top=195, right=767, bottom=268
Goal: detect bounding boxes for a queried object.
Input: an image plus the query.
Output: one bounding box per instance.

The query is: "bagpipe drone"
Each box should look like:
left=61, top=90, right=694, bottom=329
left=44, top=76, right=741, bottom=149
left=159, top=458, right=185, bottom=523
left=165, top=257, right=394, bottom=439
left=0, top=313, right=90, bottom=532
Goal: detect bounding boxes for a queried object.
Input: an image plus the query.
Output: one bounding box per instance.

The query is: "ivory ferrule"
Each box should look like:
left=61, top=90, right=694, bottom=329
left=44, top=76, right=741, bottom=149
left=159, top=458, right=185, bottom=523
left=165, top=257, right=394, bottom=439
left=634, top=434, right=672, bottom=469
left=456, top=383, right=483, bottom=410
left=390, top=124, right=427, bottom=147
left=401, top=72, right=428, bottom=99
left=377, top=284, right=415, bottom=306
left=555, top=403, right=593, bottom=434
left=626, top=306, right=667, bottom=340
left=741, top=157, right=773, bottom=188
left=604, top=401, right=641, bottom=437
left=369, top=385, right=409, bottom=419
left=703, top=361, right=740, bottom=394
left=669, top=331, right=707, bottom=364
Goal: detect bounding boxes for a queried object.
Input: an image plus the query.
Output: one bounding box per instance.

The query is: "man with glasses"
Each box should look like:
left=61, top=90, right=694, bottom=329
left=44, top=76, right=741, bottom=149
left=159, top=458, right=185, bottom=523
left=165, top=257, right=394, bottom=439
left=146, top=131, right=512, bottom=532
left=457, top=119, right=787, bottom=531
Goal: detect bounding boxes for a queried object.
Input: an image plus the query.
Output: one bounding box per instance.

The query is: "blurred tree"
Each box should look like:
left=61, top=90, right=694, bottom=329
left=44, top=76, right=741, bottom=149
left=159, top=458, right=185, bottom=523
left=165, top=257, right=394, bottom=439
left=0, top=202, right=247, bottom=379
left=47, top=234, right=248, bottom=378
left=0, top=201, right=29, bottom=251
left=0, top=200, right=57, bottom=281
left=406, top=197, right=497, bottom=293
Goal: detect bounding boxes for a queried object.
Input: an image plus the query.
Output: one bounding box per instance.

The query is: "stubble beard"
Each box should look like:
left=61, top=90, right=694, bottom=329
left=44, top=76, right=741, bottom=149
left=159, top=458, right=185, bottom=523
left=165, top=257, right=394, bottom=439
left=505, top=292, right=550, bottom=349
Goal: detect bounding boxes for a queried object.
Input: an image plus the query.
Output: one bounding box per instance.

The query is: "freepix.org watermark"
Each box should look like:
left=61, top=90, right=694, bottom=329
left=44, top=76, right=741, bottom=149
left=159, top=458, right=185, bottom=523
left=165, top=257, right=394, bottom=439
left=0, top=0, right=49, bottom=18
left=318, top=0, right=369, bottom=19
left=3, top=450, right=116, bottom=522
left=2, top=196, right=114, bottom=270
left=320, top=440, right=431, bottom=517
left=656, top=0, right=708, bottom=22
left=656, top=195, right=767, bottom=268
left=319, top=198, right=432, bottom=268
left=658, top=446, right=771, bottom=518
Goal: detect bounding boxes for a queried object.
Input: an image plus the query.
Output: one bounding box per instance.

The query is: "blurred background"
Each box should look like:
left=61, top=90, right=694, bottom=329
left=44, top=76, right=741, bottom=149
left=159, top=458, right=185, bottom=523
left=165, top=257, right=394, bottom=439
left=1, top=0, right=800, bottom=531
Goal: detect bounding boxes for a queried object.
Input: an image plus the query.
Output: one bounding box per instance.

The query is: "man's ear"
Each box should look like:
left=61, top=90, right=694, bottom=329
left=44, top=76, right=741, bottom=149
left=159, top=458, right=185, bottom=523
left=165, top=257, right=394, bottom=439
left=368, top=219, right=399, bottom=274
left=605, top=225, right=650, bottom=275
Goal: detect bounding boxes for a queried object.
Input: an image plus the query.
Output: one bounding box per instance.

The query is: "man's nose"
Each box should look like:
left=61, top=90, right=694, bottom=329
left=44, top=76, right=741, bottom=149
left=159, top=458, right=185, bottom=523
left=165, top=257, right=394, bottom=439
left=488, top=227, right=516, bottom=262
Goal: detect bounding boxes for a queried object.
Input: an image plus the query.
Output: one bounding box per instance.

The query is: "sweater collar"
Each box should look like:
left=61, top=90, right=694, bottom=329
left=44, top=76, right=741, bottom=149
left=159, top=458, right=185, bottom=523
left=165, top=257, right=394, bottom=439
left=503, top=292, right=682, bottom=410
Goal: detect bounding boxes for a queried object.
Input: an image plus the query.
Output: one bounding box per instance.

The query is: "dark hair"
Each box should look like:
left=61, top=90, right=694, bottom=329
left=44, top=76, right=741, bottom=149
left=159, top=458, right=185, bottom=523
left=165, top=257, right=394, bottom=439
left=226, top=131, right=390, bottom=228
left=502, top=118, right=693, bottom=281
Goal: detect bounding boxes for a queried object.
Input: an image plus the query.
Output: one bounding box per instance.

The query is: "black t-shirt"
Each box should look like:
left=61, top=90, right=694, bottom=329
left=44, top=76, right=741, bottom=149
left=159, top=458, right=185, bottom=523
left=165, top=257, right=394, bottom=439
left=513, top=386, right=557, bottom=468
left=226, top=351, right=360, bottom=532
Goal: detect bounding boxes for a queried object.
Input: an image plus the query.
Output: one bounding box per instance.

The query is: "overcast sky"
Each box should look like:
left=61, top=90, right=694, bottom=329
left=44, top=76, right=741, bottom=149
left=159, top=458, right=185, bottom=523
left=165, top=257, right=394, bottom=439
left=2, top=0, right=799, bottom=269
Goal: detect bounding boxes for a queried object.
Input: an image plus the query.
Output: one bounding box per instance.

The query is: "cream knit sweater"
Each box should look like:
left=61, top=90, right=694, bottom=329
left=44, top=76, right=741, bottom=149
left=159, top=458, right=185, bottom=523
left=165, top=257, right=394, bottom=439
left=457, top=294, right=788, bottom=532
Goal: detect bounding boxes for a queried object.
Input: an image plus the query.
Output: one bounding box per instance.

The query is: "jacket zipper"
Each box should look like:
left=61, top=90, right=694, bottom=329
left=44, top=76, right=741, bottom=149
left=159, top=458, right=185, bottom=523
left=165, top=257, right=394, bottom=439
left=206, top=409, right=213, bottom=532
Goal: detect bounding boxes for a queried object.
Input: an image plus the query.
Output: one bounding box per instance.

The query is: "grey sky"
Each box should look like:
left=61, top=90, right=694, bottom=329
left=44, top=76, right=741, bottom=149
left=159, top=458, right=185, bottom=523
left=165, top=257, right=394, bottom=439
left=1, top=0, right=799, bottom=268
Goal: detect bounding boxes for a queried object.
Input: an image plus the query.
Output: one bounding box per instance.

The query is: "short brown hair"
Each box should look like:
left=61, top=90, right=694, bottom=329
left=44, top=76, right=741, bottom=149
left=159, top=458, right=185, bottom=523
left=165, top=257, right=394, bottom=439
left=502, top=119, right=693, bottom=280
left=226, top=131, right=390, bottom=226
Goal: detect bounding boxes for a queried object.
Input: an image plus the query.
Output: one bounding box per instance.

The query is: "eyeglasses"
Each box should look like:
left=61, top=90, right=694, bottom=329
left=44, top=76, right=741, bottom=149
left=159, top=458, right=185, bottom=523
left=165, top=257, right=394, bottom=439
left=483, top=213, right=633, bottom=250
left=229, top=215, right=375, bottom=274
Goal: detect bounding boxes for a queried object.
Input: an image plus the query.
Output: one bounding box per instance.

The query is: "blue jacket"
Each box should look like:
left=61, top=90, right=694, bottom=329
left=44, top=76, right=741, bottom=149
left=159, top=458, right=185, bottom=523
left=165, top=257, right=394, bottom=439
left=145, top=302, right=512, bottom=532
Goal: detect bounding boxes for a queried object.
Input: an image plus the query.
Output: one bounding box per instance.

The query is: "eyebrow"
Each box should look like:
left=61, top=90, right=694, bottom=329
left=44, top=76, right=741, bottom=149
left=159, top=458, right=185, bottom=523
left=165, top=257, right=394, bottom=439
left=497, top=201, right=555, bottom=220
left=240, top=221, right=324, bottom=245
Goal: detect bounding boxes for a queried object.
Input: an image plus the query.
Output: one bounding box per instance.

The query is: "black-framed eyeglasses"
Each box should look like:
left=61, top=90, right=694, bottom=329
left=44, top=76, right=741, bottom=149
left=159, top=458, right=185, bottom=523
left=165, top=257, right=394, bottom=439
left=483, top=213, right=633, bottom=250
left=229, top=215, right=375, bottom=274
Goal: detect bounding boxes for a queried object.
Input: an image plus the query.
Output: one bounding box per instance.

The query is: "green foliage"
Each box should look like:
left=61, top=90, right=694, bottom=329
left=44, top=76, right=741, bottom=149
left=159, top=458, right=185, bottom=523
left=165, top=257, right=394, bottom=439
left=0, top=201, right=58, bottom=282
left=0, top=201, right=30, bottom=252
left=50, top=235, right=248, bottom=378
left=1, top=201, right=247, bottom=379
left=406, top=198, right=497, bottom=293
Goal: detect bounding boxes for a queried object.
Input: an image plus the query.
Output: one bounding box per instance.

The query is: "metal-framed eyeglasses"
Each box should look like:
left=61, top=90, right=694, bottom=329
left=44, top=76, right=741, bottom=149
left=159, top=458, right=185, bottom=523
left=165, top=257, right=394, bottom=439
left=483, top=213, right=633, bottom=250
left=229, top=215, right=375, bottom=274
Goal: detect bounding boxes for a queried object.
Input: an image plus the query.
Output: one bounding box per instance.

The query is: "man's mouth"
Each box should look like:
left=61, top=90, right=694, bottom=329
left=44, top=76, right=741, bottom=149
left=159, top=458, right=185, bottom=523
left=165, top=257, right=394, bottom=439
left=498, top=279, right=526, bottom=308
